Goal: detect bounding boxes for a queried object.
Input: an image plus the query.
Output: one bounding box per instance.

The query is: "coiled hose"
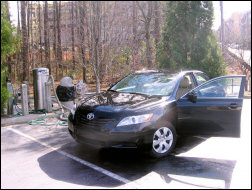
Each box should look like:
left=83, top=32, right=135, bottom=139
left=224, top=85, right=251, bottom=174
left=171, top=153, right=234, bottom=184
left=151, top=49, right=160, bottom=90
left=48, top=75, right=68, bottom=121
left=11, top=75, right=70, bottom=125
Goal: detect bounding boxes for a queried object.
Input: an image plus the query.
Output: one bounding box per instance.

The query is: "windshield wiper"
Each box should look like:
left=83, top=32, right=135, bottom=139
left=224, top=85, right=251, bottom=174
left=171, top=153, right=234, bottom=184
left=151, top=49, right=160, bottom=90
left=107, top=89, right=118, bottom=92
left=127, top=92, right=158, bottom=97
left=108, top=90, right=161, bottom=97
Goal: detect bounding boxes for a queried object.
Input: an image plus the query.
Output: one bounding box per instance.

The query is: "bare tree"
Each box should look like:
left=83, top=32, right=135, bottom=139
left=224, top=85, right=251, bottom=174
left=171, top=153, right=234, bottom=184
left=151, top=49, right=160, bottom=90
left=30, top=1, right=35, bottom=69
left=132, top=1, right=138, bottom=70
left=56, top=1, right=62, bottom=80
left=38, top=1, right=43, bottom=65
left=154, top=1, right=161, bottom=67
left=87, top=2, right=127, bottom=93
left=137, top=1, right=154, bottom=68
left=90, top=1, right=102, bottom=92
left=77, top=1, right=88, bottom=83
left=21, top=1, right=29, bottom=81
left=44, top=1, right=51, bottom=74
left=71, top=1, right=75, bottom=71
left=15, top=1, right=166, bottom=89
left=27, top=1, right=30, bottom=79
left=15, top=1, right=21, bottom=81
left=53, top=1, right=57, bottom=76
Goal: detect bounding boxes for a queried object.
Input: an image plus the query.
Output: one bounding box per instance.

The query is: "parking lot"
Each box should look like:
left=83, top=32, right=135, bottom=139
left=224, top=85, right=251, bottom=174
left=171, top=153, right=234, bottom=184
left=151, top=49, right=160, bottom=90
left=1, top=99, right=251, bottom=189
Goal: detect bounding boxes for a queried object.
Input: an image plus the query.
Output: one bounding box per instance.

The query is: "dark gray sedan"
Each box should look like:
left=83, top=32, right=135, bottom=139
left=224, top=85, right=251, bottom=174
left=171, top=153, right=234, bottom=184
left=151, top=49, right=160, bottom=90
left=68, top=70, right=246, bottom=158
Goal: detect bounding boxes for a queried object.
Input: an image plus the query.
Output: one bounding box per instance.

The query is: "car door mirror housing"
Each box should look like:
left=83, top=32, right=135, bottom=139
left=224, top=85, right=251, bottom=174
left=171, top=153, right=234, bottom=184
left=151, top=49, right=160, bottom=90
left=187, top=91, right=197, bottom=103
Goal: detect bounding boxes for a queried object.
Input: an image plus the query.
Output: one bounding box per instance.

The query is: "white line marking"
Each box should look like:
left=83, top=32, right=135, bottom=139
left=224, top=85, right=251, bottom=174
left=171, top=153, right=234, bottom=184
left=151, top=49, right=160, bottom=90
left=7, top=127, right=142, bottom=188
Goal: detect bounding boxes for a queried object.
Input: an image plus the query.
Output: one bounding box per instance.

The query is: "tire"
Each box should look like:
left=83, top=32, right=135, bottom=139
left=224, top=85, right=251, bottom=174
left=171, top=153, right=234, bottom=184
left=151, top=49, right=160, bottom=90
left=149, top=124, right=177, bottom=158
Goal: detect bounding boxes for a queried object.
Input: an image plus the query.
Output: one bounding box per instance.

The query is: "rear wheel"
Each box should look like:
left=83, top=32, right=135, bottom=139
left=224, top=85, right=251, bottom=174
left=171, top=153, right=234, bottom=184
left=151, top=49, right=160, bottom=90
left=149, top=124, right=177, bottom=158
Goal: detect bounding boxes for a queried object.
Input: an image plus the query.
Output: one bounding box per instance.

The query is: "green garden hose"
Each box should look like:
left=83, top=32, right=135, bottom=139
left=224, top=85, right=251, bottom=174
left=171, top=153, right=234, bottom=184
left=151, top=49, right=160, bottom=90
left=10, top=82, right=68, bottom=126
left=27, top=110, right=68, bottom=126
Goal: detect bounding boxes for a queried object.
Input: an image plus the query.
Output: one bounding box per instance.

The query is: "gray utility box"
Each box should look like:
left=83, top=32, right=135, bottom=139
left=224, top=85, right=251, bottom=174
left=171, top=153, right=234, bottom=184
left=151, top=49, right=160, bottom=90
left=33, top=68, right=49, bottom=111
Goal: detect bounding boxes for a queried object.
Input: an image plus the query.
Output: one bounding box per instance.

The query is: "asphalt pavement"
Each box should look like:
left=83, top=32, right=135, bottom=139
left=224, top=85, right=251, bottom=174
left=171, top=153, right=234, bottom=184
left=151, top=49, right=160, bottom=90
left=1, top=98, right=251, bottom=189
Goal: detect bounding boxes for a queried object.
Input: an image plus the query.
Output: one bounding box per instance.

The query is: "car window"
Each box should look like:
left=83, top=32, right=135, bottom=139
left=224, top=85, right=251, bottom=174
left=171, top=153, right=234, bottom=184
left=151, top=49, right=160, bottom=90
left=194, top=72, right=209, bottom=85
left=176, top=74, right=195, bottom=99
left=195, top=77, right=242, bottom=98
left=110, top=73, right=179, bottom=96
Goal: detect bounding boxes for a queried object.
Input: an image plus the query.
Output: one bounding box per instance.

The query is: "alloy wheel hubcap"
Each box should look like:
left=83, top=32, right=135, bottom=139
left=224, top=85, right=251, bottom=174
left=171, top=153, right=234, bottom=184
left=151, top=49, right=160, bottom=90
left=153, top=127, right=173, bottom=154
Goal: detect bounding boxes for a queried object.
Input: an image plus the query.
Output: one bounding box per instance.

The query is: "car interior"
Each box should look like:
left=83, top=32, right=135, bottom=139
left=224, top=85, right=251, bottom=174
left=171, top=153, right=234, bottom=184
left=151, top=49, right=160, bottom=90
left=176, top=75, right=195, bottom=99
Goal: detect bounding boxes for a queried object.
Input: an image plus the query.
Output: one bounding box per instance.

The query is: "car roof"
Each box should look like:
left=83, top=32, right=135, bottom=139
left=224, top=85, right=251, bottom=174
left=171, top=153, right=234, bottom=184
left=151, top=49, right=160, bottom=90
left=134, top=69, right=204, bottom=75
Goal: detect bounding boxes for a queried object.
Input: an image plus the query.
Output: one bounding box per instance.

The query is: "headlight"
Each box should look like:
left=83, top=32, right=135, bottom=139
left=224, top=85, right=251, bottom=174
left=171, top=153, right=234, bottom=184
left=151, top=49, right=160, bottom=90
left=117, top=114, right=153, bottom=127
left=71, top=104, right=77, bottom=119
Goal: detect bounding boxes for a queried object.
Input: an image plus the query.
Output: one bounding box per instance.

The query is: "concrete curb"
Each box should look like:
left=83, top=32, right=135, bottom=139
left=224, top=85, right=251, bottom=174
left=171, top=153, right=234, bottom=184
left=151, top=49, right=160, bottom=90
left=0, top=93, right=96, bottom=127
left=1, top=112, right=59, bottom=127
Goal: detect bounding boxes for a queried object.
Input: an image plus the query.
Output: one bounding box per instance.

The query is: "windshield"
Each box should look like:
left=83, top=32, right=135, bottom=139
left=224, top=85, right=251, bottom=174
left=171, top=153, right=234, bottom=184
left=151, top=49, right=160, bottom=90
left=110, top=72, right=179, bottom=96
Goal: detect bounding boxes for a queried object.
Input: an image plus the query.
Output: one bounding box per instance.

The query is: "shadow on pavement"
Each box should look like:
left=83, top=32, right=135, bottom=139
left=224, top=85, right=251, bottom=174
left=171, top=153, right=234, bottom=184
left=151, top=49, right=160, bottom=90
left=37, top=135, right=236, bottom=188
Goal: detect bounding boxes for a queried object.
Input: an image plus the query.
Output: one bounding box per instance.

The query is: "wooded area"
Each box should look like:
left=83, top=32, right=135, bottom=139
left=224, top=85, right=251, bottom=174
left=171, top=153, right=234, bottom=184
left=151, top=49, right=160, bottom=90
left=2, top=1, right=235, bottom=112
left=4, top=1, right=167, bottom=92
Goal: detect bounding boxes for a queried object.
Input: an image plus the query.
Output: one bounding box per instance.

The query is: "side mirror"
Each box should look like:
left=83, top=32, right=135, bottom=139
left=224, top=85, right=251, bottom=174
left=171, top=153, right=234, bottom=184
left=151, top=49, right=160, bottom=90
left=187, top=91, right=197, bottom=103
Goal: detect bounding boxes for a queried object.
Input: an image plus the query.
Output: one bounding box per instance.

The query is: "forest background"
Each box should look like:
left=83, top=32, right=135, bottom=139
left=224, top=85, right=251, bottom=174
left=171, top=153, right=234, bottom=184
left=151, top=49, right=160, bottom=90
left=1, top=1, right=250, bottom=114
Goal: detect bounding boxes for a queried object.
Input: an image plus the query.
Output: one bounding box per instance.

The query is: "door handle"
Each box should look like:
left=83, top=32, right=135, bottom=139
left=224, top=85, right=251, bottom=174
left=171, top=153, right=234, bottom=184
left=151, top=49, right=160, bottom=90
left=229, top=103, right=238, bottom=109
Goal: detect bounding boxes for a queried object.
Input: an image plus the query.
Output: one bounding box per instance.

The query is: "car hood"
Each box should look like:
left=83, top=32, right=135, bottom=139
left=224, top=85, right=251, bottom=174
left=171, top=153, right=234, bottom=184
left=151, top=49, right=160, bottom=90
left=77, top=91, right=167, bottom=113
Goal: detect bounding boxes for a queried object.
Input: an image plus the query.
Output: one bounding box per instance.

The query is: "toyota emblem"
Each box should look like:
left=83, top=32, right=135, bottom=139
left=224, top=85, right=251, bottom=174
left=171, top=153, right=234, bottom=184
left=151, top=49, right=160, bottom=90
left=87, top=113, right=94, bottom=120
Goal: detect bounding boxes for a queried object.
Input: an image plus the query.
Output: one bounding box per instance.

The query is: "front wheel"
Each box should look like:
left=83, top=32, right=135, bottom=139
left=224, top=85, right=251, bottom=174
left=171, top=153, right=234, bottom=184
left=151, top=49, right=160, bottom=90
left=149, top=125, right=177, bottom=158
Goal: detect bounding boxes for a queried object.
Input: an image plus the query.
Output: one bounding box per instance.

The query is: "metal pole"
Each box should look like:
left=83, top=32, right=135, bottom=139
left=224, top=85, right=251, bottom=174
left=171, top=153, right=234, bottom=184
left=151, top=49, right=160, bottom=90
left=21, top=84, right=29, bottom=116
left=23, top=81, right=30, bottom=105
left=45, top=82, right=52, bottom=113
left=7, top=82, right=13, bottom=115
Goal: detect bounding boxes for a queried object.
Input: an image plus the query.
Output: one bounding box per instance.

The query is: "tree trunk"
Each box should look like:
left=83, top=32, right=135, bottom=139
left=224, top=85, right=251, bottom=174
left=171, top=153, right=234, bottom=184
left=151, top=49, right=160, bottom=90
left=136, top=1, right=153, bottom=69
left=53, top=1, right=57, bottom=76
left=16, top=1, right=21, bottom=81
left=30, top=1, right=35, bottom=69
left=44, top=1, right=51, bottom=74
left=38, top=0, right=42, bottom=66
left=56, top=1, right=62, bottom=79
left=21, top=1, right=28, bottom=81
left=27, top=1, right=30, bottom=80
left=92, top=1, right=102, bottom=93
left=132, top=1, right=137, bottom=70
left=146, top=1, right=153, bottom=68
left=154, top=1, right=160, bottom=67
left=79, top=1, right=87, bottom=83
left=145, top=21, right=152, bottom=68
left=71, top=1, right=75, bottom=71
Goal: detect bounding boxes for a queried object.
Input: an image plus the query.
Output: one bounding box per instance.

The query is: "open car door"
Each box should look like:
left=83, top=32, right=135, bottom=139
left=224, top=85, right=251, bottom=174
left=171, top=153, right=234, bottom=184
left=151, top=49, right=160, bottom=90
left=176, top=75, right=246, bottom=137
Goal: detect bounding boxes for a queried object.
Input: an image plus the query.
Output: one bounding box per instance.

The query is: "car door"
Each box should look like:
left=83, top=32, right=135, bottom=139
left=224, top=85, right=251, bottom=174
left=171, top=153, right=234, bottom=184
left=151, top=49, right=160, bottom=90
left=176, top=75, right=246, bottom=137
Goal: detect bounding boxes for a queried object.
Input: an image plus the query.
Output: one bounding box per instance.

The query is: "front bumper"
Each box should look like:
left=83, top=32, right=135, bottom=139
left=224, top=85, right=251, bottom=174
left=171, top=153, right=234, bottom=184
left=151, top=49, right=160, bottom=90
left=68, top=119, right=155, bottom=148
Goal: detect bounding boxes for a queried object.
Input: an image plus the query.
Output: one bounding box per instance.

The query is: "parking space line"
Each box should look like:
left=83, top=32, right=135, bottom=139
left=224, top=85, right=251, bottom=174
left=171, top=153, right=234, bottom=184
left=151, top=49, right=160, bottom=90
left=7, top=127, right=142, bottom=188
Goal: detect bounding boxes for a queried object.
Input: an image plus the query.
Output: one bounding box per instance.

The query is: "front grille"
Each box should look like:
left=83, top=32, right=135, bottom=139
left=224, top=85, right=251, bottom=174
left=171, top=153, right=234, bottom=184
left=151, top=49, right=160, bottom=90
left=76, top=116, right=114, bottom=127
left=74, top=110, right=114, bottom=127
left=74, top=106, right=116, bottom=127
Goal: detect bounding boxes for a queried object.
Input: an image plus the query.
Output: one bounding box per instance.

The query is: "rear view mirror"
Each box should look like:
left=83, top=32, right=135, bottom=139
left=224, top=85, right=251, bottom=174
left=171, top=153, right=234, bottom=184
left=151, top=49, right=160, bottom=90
left=187, top=91, right=197, bottom=103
